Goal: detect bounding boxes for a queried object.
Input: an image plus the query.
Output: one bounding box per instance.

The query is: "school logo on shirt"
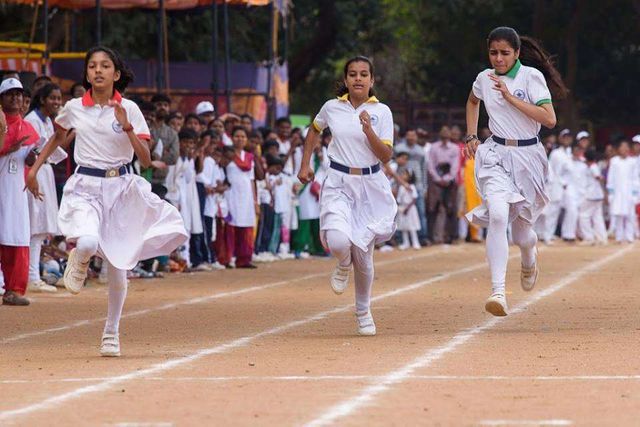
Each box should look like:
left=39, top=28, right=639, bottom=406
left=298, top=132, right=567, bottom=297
left=370, top=114, right=379, bottom=126
left=112, top=120, right=124, bottom=134
left=514, top=89, right=526, bottom=100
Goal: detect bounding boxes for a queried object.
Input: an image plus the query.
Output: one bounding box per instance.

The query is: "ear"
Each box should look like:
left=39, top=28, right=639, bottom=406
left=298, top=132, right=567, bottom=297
left=514, top=48, right=520, bottom=60
left=114, top=69, right=121, bottom=82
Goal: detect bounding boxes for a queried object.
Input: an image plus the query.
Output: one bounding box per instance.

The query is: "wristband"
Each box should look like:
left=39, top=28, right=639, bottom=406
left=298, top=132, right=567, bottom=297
left=122, top=123, right=134, bottom=132
left=464, top=134, right=478, bottom=144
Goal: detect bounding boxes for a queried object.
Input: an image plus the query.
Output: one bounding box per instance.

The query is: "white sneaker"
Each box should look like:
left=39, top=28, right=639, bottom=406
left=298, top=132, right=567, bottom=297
left=356, top=311, right=376, bottom=336
left=398, top=244, right=409, bottom=251
left=0, top=288, right=5, bottom=296
left=278, top=252, right=295, bottom=260
left=521, top=263, right=539, bottom=292
left=412, top=244, right=421, bottom=250
left=210, top=262, right=226, bottom=271
left=100, top=333, right=121, bottom=357
left=194, top=263, right=213, bottom=272
left=27, top=280, right=58, bottom=293
left=330, top=264, right=351, bottom=294
left=485, top=293, right=508, bottom=317
left=63, top=248, right=89, bottom=295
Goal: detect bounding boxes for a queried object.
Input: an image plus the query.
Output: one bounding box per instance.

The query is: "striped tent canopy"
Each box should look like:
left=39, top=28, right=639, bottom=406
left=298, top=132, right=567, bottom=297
left=1, top=0, right=270, bottom=9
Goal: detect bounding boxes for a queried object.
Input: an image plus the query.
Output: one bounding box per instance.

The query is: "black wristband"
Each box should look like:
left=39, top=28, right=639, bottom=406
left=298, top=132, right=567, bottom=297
left=464, top=134, right=478, bottom=144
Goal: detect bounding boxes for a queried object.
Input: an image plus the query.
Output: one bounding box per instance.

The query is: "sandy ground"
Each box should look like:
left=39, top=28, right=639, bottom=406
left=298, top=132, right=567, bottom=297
left=1, top=242, right=639, bottom=426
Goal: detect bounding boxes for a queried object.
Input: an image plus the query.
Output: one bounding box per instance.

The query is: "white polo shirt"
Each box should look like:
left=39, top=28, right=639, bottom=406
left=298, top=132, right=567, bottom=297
left=472, top=60, right=552, bottom=140
left=55, top=90, right=150, bottom=169
left=312, top=95, right=393, bottom=168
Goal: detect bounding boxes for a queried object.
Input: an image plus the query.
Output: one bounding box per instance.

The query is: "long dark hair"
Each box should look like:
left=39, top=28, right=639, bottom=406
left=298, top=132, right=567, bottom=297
left=81, top=46, right=134, bottom=93
left=28, top=82, right=61, bottom=114
left=336, top=55, right=376, bottom=97
left=487, top=27, right=569, bottom=100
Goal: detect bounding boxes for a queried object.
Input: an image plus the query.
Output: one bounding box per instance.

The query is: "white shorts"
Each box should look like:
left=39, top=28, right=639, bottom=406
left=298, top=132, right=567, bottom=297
left=320, top=168, right=397, bottom=251
left=466, top=138, right=549, bottom=227
left=58, top=173, right=188, bottom=270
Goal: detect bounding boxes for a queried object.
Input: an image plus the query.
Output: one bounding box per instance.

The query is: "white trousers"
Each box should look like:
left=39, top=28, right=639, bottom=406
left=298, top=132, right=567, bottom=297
left=578, top=200, right=607, bottom=242
left=614, top=215, right=636, bottom=243
left=29, top=234, right=47, bottom=283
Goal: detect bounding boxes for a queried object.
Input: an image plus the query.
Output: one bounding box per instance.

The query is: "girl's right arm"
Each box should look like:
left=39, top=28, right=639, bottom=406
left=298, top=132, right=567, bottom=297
left=297, top=126, right=320, bottom=184
left=465, top=91, right=481, bottom=159
left=25, top=127, right=66, bottom=200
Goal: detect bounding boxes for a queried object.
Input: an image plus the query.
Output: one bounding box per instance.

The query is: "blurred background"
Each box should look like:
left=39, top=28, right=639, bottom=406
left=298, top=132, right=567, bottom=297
left=1, top=0, right=638, bottom=142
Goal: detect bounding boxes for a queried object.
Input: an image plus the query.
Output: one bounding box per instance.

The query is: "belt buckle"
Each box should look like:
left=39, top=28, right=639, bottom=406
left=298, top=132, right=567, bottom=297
left=506, top=139, right=518, bottom=147
left=106, top=168, right=120, bottom=178
left=349, top=167, right=363, bottom=176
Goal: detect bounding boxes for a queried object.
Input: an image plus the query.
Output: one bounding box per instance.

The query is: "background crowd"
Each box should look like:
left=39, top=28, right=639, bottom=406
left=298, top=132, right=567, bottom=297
left=1, top=72, right=640, bottom=302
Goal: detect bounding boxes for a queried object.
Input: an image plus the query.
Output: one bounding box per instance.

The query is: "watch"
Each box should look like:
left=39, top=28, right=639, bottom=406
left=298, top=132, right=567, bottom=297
left=464, top=134, right=478, bottom=144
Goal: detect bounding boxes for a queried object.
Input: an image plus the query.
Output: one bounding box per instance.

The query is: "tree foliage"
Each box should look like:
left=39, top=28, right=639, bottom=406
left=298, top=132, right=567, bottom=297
left=0, top=0, right=638, bottom=127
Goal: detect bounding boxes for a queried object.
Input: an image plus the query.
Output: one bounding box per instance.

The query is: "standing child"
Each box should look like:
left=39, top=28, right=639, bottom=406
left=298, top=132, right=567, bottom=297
left=24, top=83, right=65, bottom=293
left=26, top=47, right=187, bottom=356
left=606, top=139, right=638, bottom=244
left=396, top=170, right=421, bottom=250
left=578, top=150, right=607, bottom=245
left=166, top=128, right=204, bottom=270
left=266, top=156, right=294, bottom=257
left=225, top=126, right=258, bottom=268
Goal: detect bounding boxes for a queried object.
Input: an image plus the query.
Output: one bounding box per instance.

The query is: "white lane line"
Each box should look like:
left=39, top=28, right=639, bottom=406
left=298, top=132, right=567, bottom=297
left=1, top=249, right=454, bottom=345
left=0, top=251, right=492, bottom=423
left=480, top=420, right=573, bottom=426
left=4, top=374, right=640, bottom=385
left=303, top=244, right=634, bottom=427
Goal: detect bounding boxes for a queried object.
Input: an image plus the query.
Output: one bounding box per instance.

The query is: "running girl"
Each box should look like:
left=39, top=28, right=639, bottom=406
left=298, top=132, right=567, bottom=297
left=465, top=27, right=568, bottom=316
left=25, top=47, right=187, bottom=356
left=298, top=56, right=397, bottom=336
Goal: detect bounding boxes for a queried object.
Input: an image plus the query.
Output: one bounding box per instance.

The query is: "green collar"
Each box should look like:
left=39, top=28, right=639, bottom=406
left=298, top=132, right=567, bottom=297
left=496, top=59, right=521, bottom=78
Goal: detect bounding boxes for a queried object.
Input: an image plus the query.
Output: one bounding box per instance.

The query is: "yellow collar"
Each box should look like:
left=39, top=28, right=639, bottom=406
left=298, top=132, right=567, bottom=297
left=338, top=94, right=379, bottom=103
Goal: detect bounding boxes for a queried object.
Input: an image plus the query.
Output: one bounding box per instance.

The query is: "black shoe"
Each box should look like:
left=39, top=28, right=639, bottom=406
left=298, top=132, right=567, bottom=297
left=3, top=291, right=30, bottom=306
left=236, top=264, right=258, bottom=269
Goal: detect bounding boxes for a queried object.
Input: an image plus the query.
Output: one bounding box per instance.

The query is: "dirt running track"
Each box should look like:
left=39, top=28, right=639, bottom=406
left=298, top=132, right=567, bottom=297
left=1, top=242, right=639, bottom=426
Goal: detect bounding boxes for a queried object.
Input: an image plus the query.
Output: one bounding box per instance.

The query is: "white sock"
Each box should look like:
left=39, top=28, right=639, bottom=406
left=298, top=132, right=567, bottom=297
left=75, top=236, right=99, bottom=264
left=486, top=197, right=509, bottom=295
left=103, top=261, right=128, bottom=335
left=401, top=231, right=409, bottom=247
left=325, top=230, right=352, bottom=268
left=512, top=218, right=537, bottom=268
left=410, top=230, right=419, bottom=247
left=352, top=241, right=375, bottom=314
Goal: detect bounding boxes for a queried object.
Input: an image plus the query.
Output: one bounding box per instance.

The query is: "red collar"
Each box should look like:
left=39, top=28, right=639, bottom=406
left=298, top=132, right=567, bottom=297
left=81, top=89, right=123, bottom=107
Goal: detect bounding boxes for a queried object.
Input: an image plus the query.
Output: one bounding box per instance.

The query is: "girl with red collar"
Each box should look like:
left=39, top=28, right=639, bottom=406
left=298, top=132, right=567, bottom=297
left=26, top=47, right=188, bottom=356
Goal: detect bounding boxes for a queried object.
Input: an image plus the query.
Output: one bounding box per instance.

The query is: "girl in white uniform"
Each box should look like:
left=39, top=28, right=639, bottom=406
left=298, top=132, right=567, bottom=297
left=26, top=47, right=188, bottom=356
left=298, top=56, right=397, bottom=336
left=465, top=27, right=568, bottom=316
left=24, top=83, right=64, bottom=293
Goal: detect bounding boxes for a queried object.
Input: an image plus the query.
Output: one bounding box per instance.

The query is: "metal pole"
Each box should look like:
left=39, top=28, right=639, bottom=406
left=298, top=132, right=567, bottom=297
left=96, top=0, right=102, bottom=46
left=211, top=0, right=219, bottom=111
left=223, top=0, right=231, bottom=113
left=156, top=0, right=165, bottom=91
left=42, top=0, right=49, bottom=75
left=71, top=11, right=77, bottom=51
left=266, top=2, right=275, bottom=125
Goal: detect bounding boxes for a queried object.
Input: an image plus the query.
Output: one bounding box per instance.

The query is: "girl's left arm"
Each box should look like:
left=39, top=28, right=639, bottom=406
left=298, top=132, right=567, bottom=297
left=110, top=100, right=152, bottom=168
left=360, top=110, right=393, bottom=163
